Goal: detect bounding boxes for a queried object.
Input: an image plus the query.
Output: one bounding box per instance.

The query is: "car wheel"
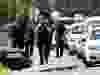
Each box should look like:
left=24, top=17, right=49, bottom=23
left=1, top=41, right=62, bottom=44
left=82, top=58, right=95, bottom=67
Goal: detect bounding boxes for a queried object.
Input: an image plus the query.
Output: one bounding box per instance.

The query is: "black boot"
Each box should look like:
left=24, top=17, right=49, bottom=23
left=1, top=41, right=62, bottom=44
left=40, top=56, right=44, bottom=65
left=24, top=48, right=30, bottom=58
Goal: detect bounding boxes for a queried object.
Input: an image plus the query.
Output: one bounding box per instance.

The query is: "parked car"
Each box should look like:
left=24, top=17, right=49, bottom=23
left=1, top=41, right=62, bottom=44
left=77, top=16, right=100, bottom=67
left=64, top=16, right=100, bottom=67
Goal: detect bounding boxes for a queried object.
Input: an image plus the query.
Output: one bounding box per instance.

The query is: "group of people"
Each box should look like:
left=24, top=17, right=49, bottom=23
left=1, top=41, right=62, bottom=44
left=9, top=7, right=91, bottom=65
left=31, top=8, right=71, bottom=65
left=32, top=8, right=90, bottom=65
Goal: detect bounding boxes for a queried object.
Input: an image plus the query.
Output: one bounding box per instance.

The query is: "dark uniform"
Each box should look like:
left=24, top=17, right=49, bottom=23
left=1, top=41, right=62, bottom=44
left=56, top=21, right=66, bottom=57
left=37, top=23, right=51, bottom=65
left=35, top=8, right=54, bottom=65
left=24, top=29, right=34, bottom=57
left=9, top=23, right=24, bottom=49
left=15, top=16, right=29, bottom=50
left=9, top=16, right=34, bottom=58
left=23, top=16, right=35, bottom=58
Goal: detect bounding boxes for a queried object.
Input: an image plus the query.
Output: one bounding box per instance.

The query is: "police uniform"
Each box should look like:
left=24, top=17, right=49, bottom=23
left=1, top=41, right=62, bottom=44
left=56, top=21, right=66, bottom=57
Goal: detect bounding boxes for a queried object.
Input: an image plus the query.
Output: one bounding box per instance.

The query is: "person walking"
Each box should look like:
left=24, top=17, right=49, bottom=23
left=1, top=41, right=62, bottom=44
left=56, top=21, right=66, bottom=58
left=24, top=29, right=34, bottom=58
left=9, top=16, right=25, bottom=50
left=24, top=16, right=35, bottom=58
left=36, top=22, right=52, bottom=65
left=9, top=16, right=34, bottom=57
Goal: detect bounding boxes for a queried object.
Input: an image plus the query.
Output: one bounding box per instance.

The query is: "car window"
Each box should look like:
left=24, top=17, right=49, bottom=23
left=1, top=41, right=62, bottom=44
left=96, top=32, right=100, bottom=39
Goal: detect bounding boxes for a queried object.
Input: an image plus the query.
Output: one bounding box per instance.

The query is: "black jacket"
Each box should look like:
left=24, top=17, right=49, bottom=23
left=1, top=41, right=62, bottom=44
left=37, top=25, right=50, bottom=41
left=56, top=23, right=66, bottom=37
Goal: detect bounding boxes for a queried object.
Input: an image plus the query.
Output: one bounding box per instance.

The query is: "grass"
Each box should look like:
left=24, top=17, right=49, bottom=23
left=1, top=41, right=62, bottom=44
left=0, top=63, right=8, bottom=75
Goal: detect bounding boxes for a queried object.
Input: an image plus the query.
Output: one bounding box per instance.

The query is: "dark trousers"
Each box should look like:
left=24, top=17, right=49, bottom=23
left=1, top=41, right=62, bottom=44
left=37, top=41, right=50, bottom=65
left=56, top=23, right=65, bottom=57
left=12, top=40, right=24, bottom=49
left=24, top=40, right=34, bottom=58
left=56, top=40, right=64, bottom=57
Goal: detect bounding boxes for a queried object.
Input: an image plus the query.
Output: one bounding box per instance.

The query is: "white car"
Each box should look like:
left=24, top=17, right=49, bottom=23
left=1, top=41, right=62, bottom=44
left=64, top=16, right=100, bottom=67
left=76, top=16, right=100, bottom=67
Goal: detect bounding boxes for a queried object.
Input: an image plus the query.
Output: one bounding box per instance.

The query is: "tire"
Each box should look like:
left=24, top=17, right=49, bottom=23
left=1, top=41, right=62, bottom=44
left=82, top=57, right=95, bottom=67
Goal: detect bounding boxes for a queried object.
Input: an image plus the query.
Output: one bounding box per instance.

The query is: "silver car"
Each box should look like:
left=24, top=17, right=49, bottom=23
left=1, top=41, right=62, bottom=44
left=78, top=16, right=100, bottom=67
left=64, top=16, right=100, bottom=67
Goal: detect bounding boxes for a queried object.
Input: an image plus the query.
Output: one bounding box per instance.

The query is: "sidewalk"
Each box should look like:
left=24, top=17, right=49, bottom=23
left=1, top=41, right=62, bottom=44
left=6, top=45, right=87, bottom=72
left=39, top=49, right=86, bottom=72
left=19, top=48, right=86, bottom=72
left=7, top=47, right=100, bottom=72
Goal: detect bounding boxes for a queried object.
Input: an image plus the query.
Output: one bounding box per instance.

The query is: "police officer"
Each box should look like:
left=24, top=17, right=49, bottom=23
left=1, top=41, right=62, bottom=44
left=9, top=16, right=25, bottom=50
left=24, top=29, right=34, bottom=58
left=51, top=9, right=66, bottom=58
left=56, top=21, right=66, bottom=58
left=24, top=16, right=35, bottom=58
left=37, top=22, right=52, bottom=65
left=35, top=8, right=54, bottom=64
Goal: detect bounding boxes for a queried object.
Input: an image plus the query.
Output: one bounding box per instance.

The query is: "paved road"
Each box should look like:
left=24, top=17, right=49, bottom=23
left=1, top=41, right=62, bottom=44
left=7, top=46, right=100, bottom=72
left=10, top=47, right=86, bottom=72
